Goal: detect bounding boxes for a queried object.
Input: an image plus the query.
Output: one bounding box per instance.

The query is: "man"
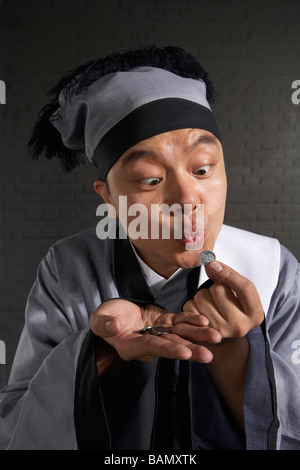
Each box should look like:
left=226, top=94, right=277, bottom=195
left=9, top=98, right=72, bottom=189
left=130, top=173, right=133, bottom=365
left=0, top=46, right=299, bottom=450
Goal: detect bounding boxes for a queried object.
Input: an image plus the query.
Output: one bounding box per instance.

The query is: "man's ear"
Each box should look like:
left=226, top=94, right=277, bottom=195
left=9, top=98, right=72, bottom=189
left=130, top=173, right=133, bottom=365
left=94, top=180, right=111, bottom=205
left=94, top=180, right=117, bottom=219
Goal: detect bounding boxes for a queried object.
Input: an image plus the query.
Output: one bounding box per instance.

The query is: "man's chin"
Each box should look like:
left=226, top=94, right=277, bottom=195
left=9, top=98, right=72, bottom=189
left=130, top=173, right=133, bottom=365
left=171, top=248, right=203, bottom=270
left=172, top=239, right=217, bottom=268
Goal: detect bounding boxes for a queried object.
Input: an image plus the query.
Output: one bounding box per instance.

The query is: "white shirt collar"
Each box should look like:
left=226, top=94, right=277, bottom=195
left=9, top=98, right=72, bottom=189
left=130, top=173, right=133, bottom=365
left=130, top=241, right=182, bottom=297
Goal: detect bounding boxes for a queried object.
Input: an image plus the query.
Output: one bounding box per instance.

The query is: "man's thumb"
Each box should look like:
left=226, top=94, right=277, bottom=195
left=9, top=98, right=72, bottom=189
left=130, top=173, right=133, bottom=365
left=205, top=260, right=223, bottom=274
left=90, top=314, right=121, bottom=338
left=105, top=319, right=120, bottom=335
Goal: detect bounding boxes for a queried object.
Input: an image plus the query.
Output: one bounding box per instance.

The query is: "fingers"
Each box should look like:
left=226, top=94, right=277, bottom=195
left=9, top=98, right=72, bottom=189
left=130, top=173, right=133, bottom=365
left=163, top=334, right=214, bottom=363
left=192, top=286, right=252, bottom=337
left=90, top=314, right=123, bottom=338
left=90, top=298, right=142, bottom=338
left=205, top=260, right=264, bottom=325
left=170, top=322, right=222, bottom=345
left=184, top=260, right=265, bottom=338
left=134, top=312, right=222, bottom=363
left=90, top=299, right=218, bottom=363
left=117, top=332, right=215, bottom=363
left=172, top=311, right=210, bottom=327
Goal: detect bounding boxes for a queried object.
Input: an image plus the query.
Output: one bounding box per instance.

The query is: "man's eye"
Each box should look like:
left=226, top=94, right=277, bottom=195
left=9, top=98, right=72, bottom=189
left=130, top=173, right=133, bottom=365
left=194, top=165, right=211, bottom=176
left=140, top=178, right=161, bottom=186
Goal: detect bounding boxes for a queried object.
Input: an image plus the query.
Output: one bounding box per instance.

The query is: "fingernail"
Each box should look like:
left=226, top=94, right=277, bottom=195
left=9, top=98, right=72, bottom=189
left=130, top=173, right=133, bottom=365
left=105, top=320, right=118, bottom=335
left=207, top=260, right=223, bottom=273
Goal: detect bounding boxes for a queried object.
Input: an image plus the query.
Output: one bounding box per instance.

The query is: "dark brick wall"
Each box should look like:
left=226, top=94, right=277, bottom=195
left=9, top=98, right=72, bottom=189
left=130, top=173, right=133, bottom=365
left=0, top=0, right=299, bottom=387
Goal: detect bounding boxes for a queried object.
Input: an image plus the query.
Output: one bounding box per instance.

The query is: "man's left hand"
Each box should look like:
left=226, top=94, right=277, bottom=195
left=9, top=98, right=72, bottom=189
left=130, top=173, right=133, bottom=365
left=176, top=260, right=264, bottom=340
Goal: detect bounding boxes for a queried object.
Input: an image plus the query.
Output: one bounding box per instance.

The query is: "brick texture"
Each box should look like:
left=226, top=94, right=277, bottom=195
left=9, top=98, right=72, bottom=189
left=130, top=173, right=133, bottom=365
left=0, top=0, right=300, bottom=387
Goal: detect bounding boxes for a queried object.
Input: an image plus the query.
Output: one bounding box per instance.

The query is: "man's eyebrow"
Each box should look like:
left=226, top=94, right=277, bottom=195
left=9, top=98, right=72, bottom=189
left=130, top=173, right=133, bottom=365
left=120, top=134, right=219, bottom=168
left=191, top=135, right=219, bottom=147
left=120, top=149, right=157, bottom=168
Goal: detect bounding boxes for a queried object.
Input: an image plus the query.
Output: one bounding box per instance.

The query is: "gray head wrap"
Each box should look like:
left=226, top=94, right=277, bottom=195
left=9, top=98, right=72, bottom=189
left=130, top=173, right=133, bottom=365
left=50, top=66, right=220, bottom=179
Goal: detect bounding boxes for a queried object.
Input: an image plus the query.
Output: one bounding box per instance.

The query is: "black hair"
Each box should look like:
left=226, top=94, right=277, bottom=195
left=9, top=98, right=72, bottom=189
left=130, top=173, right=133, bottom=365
left=28, top=45, right=217, bottom=172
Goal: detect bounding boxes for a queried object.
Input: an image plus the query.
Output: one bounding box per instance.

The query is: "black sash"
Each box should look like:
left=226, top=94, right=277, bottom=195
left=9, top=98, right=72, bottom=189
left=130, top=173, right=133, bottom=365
left=114, top=237, right=200, bottom=450
left=74, top=236, right=203, bottom=450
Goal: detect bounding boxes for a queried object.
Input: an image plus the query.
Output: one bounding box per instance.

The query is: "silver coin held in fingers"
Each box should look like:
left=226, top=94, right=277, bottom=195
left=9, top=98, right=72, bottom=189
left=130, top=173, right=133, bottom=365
left=199, top=250, right=216, bottom=266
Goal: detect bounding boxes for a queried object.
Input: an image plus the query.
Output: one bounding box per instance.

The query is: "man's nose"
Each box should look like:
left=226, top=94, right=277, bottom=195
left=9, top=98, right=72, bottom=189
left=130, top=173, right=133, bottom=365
left=165, top=174, right=200, bottom=209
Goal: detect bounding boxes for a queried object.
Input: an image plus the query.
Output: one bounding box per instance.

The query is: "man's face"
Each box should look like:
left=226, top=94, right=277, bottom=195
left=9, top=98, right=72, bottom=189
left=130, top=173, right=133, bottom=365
left=95, top=128, right=227, bottom=278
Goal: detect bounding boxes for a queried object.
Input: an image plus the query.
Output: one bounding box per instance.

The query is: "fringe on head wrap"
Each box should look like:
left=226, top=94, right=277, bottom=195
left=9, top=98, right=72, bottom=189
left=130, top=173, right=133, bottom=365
left=27, top=46, right=217, bottom=174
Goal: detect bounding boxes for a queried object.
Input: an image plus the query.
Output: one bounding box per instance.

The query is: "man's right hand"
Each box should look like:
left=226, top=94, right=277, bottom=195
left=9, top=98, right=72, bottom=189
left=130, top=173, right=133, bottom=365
left=90, top=298, right=222, bottom=365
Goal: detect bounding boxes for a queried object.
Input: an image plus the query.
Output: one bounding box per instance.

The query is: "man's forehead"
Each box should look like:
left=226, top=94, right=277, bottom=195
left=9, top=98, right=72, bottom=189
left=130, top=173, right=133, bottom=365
left=119, top=129, right=220, bottom=167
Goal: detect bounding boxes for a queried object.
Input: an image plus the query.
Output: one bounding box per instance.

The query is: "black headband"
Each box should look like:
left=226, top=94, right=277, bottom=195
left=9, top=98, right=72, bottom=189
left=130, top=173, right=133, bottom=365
left=50, top=67, right=220, bottom=180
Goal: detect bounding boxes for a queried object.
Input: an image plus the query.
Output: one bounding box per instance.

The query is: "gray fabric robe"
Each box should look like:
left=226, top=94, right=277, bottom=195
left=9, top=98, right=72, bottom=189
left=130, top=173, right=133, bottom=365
left=0, top=224, right=299, bottom=450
